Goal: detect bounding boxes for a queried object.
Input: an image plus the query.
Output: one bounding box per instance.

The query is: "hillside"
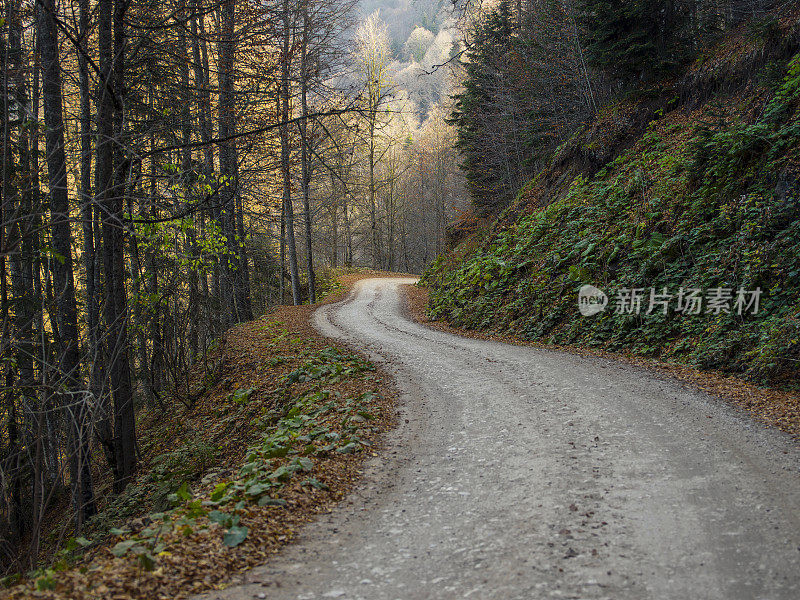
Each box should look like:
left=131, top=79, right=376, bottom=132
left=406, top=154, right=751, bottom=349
left=2, top=273, right=399, bottom=599
left=423, top=11, right=800, bottom=388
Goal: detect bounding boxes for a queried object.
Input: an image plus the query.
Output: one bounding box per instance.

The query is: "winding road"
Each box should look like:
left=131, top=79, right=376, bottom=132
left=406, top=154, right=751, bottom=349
left=199, top=277, right=800, bottom=600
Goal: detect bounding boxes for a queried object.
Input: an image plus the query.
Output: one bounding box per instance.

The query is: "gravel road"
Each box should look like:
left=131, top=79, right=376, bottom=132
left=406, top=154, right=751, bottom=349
left=198, top=277, right=800, bottom=600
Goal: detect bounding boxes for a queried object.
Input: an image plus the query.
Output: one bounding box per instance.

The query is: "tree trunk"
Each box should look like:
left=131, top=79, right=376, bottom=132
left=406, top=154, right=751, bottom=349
left=369, top=118, right=378, bottom=268
left=329, top=172, right=338, bottom=268
left=191, top=0, right=214, bottom=172
left=280, top=0, right=302, bottom=305
left=218, top=0, right=237, bottom=323
left=299, top=2, right=315, bottom=303
left=179, top=0, right=200, bottom=355
left=38, top=0, right=97, bottom=523
left=96, top=0, right=136, bottom=493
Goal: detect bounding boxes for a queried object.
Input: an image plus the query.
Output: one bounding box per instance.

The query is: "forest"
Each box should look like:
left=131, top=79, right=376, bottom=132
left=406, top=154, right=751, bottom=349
left=0, top=0, right=463, bottom=575
left=1, top=0, right=799, bottom=593
left=427, top=0, right=800, bottom=384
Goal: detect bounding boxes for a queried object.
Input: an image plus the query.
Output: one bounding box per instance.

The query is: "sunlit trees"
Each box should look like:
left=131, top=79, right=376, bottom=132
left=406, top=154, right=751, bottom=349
left=356, top=12, right=394, bottom=268
left=404, top=26, right=435, bottom=62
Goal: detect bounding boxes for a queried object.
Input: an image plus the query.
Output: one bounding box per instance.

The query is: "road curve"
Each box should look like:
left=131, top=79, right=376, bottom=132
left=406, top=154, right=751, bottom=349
left=199, top=277, right=800, bottom=600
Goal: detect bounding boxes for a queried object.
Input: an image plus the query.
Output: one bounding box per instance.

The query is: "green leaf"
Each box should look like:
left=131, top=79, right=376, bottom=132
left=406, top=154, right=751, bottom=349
left=301, top=477, right=329, bottom=490
left=40, top=247, right=66, bottom=265
left=336, top=442, right=359, bottom=454
left=230, top=387, right=256, bottom=404
left=137, top=552, right=156, bottom=571
left=268, top=465, right=291, bottom=482
left=208, top=510, right=233, bottom=528
left=263, top=445, right=289, bottom=458
left=110, top=540, right=138, bottom=557
left=295, top=457, right=314, bottom=471
left=35, top=572, right=56, bottom=591
left=223, top=525, right=249, bottom=548
left=176, top=481, right=191, bottom=501
left=257, top=496, right=287, bottom=507
left=210, top=483, right=229, bottom=502
left=245, top=482, right=271, bottom=497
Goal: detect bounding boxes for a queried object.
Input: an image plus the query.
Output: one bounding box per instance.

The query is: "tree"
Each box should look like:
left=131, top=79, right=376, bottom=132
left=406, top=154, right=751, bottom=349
left=449, top=1, right=524, bottom=213
left=404, top=26, right=435, bottom=62
left=278, top=0, right=303, bottom=305
left=577, top=0, right=690, bottom=82
left=356, top=12, right=393, bottom=268
left=299, top=0, right=316, bottom=303
left=218, top=0, right=253, bottom=323
left=39, top=0, right=98, bottom=523
left=450, top=0, right=598, bottom=214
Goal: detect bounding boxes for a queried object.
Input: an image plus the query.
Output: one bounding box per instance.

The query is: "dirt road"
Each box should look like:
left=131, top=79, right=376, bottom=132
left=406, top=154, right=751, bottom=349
left=198, top=277, right=800, bottom=600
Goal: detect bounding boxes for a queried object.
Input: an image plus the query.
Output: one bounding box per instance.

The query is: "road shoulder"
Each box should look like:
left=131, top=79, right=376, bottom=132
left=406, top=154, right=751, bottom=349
left=404, top=283, right=800, bottom=441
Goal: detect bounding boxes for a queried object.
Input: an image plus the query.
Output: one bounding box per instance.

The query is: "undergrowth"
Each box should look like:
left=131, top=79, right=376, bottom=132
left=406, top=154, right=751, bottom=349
left=12, top=345, right=380, bottom=591
left=423, top=52, right=800, bottom=387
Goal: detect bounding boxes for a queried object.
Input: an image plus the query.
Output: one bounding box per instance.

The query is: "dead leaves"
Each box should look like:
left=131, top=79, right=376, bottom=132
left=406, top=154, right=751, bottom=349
left=3, top=275, right=400, bottom=600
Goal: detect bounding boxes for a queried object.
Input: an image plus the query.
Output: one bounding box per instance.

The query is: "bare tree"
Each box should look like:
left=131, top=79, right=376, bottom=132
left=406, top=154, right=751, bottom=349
left=355, top=12, right=393, bottom=268
left=39, top=0, right=98, bottom=522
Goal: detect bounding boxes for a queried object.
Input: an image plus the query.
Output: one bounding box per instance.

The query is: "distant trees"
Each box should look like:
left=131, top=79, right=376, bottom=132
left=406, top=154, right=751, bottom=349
left=309, top=94, right=465, bottom=273
left=356, top=13, right=394, bottom=268
left=450, top=0, right=786, bottom=215
left=404, top=26, right=436, bottom=62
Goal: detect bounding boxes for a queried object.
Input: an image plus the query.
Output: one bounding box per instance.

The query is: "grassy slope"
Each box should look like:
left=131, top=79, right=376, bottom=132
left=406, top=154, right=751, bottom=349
left=423, top=15, right=800, bottom=388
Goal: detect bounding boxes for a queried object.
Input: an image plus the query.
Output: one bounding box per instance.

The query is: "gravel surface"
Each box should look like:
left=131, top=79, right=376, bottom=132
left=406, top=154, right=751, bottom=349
left=197, top=277, right=800, bottom=600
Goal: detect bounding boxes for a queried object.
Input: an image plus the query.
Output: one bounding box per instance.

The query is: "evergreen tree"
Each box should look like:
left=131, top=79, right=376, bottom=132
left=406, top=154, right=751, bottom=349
left=578, top=0, right=690, bottom=83
left=450, top=0, right=597, bottom=214
left=450, top=1, right=521, bottom=213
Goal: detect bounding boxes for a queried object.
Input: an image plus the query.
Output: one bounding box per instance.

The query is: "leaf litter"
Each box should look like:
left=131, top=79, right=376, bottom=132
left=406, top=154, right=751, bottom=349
left=3, top=271, right=406, bottom=600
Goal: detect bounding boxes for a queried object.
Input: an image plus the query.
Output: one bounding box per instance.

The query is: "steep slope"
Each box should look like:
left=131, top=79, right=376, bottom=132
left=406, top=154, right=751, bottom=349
left=423, top=13, right=800, bottom=387
left=2, top=271, right=399, bottom=600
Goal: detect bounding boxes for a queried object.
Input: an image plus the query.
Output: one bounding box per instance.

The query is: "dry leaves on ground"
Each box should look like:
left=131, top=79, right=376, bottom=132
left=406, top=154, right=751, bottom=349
left=3, top=272, right=407, bottom=600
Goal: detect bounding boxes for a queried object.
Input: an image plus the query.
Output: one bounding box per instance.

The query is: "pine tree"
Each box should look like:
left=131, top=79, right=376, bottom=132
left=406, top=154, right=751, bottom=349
left=450, top=1, right=518, bottom=213
left=450, top=0, right=596, bottom=214
left=577, top=0, right=689, bottom=83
